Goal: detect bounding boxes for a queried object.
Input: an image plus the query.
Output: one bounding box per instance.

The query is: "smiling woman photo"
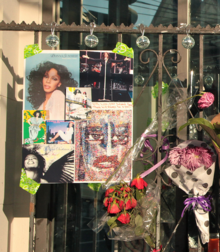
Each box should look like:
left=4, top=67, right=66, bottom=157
left=27, top=61, right=78, bottom=120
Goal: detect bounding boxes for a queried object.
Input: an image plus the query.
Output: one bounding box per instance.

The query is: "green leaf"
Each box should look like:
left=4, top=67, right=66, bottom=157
left=134, top=226, right=144, bottom=236
left=88, top=183, right=102, bottom=192
left=109, top=221, right=118, bottom=232
left=136, top=189, right=144, bottom=201
left=107, top=216, right=118, bottom=227
left=144, top=235, right=155, bottom=248
left=135, top=215, right=143, bottom=227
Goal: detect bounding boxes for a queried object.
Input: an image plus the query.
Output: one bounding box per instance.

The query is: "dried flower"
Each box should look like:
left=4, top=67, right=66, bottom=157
left=181, top=146, right=213, bottom=171
left=131, top=197, right=137, bottom=208
left=119, top=200, right=125, bottom=210
left=107, top=200, right=121, bottom=214
left=169, top=147, right=183, bottom=166
left=131, top=176, right=148, bottom=190
left=125, top=199, right=133, bottom=210
left=103, top=197, right=109, bottom=207
left=105, top=188, right=114, bottom=197
left=198, top=92, right=214, bottom=109
left=117, top=213, right=130, bottom=224
left=169, top=145, right=214, bottom=171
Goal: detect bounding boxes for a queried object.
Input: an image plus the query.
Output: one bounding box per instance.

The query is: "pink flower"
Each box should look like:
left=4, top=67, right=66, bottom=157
left=198, top=92, right=214, bottom=109
left=117, top=213, right=130, bottom=224
left=181, top=146, right=213, bottom=171
left=169, top=147, right=183, bottom=166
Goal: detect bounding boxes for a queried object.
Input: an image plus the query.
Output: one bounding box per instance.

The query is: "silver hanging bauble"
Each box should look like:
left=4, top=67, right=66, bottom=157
left=46, top=34, right=59, bottom=48
left=85, top=34, right=99, bottom=48
left=136, top=35, right=150, bottom=49
left=135, top=75, right=145, bottom=85
left=204, top=75, right=213, bottom=86
left=182, top=35, right=195, bottom=49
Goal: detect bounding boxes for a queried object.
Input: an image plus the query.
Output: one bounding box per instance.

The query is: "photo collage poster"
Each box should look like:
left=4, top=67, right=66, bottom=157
left=22, top=49, right=133, bottom=183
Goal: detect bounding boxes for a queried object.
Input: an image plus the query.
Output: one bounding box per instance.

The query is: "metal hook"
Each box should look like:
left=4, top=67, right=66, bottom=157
left=90, top=22, right=96, bottom=35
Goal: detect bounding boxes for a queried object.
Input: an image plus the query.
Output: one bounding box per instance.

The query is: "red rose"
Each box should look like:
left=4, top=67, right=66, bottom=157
left=108, top=197, right=113, bottom=203
left=131, top=176, right=148, bottom=190
left=103, top=197, right=109, bottom=207
left=107, top=200, right=121, bottom=214
left=105, top=188, right=114, bottom=197
left=117, top=213, right=130, bottom=224
left=198, top=92, right=214, bottom=109
left=131, top=197, right=137, bottom=208
left=125, top=187, right=131, bottom=192
left=125, top=199, right=132, bottom=210
left=116, top=190, right=121, bottom=195
left=119, top=200, right=125, bottom=210
left=120, top=187, right=125, bottom=191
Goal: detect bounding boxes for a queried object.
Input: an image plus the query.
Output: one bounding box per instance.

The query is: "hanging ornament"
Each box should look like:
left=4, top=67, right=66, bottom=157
left=182, top=35, right=195, bottom=49
left=85, top=22, right=99, bottom=48
left=179, top=23, right=195, bottom=49
left=136, top=27, right=150, bottom=49
left=204, top=75, right=214, bottom=86
left=46, top=25, right=59, bottom=48
left=135, top=75, right=145, bottom=85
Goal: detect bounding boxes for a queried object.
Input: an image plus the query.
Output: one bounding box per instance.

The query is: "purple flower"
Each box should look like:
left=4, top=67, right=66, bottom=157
left=198, top=92, right=214, bottom=109
left=169, top=147, right=183, bottom=166
left=169, top=146, right=214, bottom=171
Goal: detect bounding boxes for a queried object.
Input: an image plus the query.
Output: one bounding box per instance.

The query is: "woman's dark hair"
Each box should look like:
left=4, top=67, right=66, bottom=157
left=22, top=146, right=45, bottom=182
left=27, top=61, right=78, bottom=109
left=74, top=89, right=81, bottom=95
left=101, top=52, right=112, bottom=60
left=67, top=121, right=74, bottom=128
left=33, top=110, right=42, bottom=118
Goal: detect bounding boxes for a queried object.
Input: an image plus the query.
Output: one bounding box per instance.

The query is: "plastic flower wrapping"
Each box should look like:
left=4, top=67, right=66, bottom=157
left=88, top=178, right=159, bottom=249
left=165, top=140, right=216, bottom=244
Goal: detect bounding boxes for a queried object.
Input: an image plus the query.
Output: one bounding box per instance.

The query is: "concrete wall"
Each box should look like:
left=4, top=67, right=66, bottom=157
left=0, top=0, right=42, bottom=251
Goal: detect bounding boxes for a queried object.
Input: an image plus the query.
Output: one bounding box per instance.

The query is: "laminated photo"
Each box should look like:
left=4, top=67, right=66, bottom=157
left=65, top=87, right=92, bottom=120
left=80, top=50, right=133, bottom=102
left=46, top=120, right=74, bottom=144
left=74, top=102, right=133, bottom=182
left=23, top=110, right=47, bottom=144
left=24, top=50, right=80, bottom=120
left=22, top=144, right=74, bottom=183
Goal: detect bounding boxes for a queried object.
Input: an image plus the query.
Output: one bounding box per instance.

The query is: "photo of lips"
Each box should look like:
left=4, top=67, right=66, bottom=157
left=74, top=106, right=132, bottom=182
left=93, top=155, right=120, bottom=169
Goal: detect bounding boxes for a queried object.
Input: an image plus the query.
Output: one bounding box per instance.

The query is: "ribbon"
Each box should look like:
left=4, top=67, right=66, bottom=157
left=181, top=195, right=212, bottom=218
left=140, top=134, right=169, bottom=178
left=152, top=245, right=162, bottom=252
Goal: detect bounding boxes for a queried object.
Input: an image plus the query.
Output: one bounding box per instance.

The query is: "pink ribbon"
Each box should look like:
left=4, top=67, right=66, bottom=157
left=140, top=134, right=169, bottom=179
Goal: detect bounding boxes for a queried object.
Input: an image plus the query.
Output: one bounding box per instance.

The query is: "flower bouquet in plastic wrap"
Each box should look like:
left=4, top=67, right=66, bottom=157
left=165, top=140, right=216, bottom=245
left=88, top=176, right=159, bottom=249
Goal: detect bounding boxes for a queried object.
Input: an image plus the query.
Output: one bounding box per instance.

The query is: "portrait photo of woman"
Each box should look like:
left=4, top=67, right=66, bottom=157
left=23, top=110, right=47, bottom=144
left=24, top=51, right=80, bottom=120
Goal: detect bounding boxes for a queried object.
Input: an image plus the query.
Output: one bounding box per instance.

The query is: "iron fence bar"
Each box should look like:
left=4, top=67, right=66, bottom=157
left=156, top=34, right=163, bottom=249
left=1, top=21, right=220, bottom=34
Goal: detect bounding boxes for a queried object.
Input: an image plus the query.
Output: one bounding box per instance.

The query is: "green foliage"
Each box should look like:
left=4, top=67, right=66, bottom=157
left=179, top=117, right=220, bottom=148
left=151, top=81, right=169, bottom=98
left=88, top=183, right=102, bottom=192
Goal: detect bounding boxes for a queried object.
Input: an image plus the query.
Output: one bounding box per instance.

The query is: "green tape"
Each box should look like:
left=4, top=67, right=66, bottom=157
left=88, top=183, right=102, bottom=192
left=24, top=44, right=42, bottom=59
left=19, top=168, right=40, bottom=195
left=112, top=42, right=134, bottom=58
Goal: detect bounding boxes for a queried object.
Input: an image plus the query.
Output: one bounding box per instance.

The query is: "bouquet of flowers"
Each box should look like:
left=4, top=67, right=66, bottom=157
left=165, top=140, right=216, bottom=244
left=89, top=176, right=159, bottom=249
